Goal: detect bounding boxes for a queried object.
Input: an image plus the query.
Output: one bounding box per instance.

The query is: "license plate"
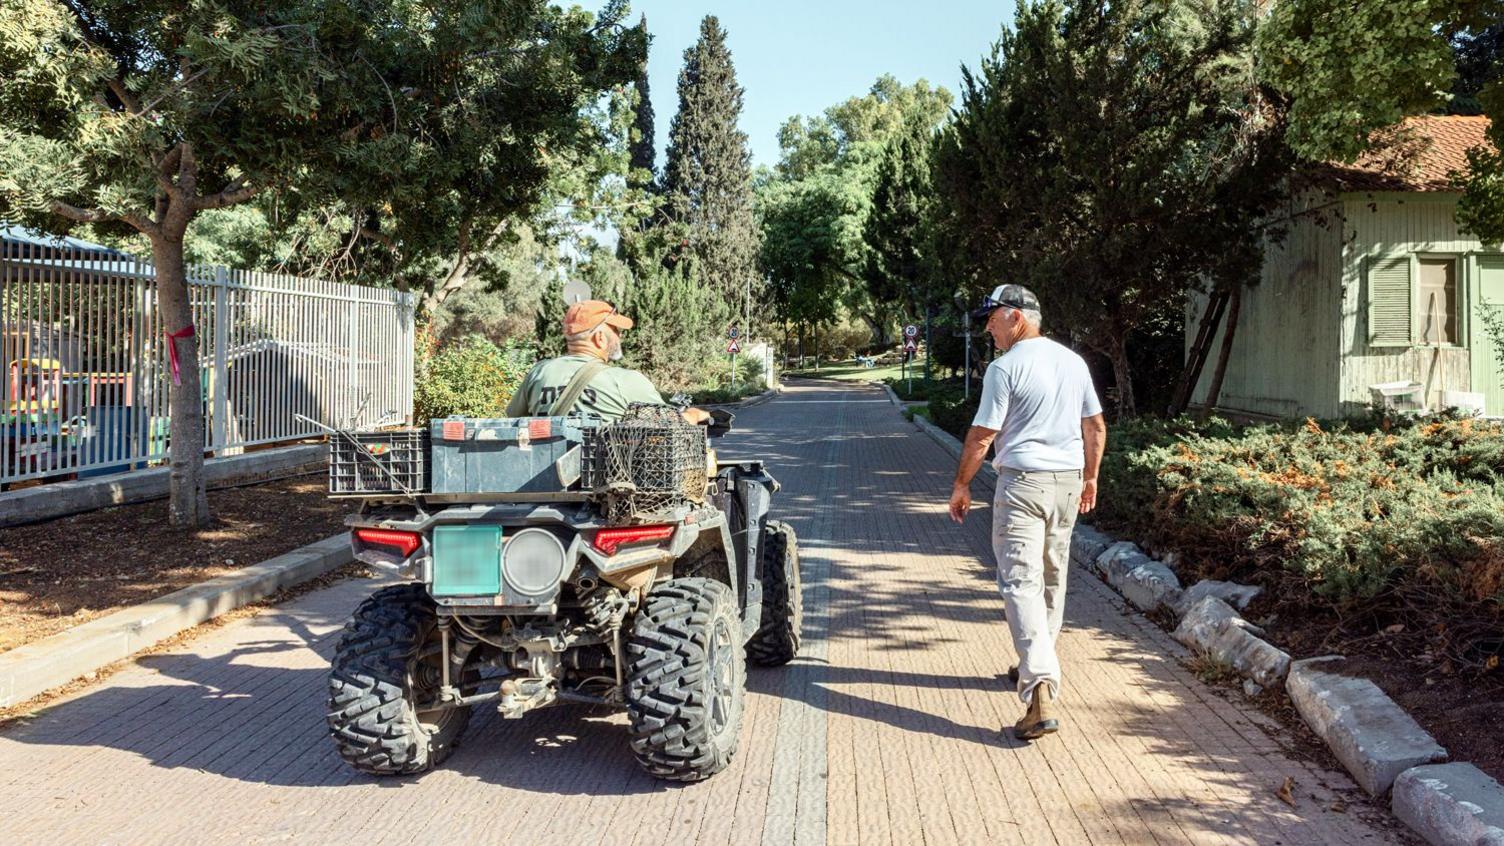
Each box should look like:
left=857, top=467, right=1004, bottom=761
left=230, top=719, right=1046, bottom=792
left=431, top=525, right=503, bottom=596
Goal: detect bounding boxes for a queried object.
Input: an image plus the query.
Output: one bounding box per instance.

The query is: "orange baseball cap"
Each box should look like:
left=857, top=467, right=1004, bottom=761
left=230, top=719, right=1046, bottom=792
left=563, top=300, right=634, bottom=336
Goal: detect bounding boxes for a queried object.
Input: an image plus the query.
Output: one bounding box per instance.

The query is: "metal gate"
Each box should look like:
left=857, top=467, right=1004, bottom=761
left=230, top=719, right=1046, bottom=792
left=1, top=232, right=415, bottom=485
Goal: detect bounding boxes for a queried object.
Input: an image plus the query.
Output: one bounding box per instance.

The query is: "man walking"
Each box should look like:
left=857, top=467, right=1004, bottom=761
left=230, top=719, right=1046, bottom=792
left=948, top=284, right=1107, bottom=741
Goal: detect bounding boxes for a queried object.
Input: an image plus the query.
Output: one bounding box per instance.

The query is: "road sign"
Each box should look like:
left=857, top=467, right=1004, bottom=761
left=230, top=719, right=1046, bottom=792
left=902, top=338, right=918, bottom=353
left=561, top=279, right=593, bottom=305
left=727, top=339, right=742, bottom=354
left=727, top=325, right=740, bottom=339
left=903, top=324, right=919, bottom=338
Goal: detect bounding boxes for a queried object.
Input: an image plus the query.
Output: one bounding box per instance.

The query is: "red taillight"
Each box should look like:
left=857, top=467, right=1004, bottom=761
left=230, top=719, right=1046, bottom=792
left=354, top=528, right=421, bottom=557
left=594, top=525, right=674, bottom=556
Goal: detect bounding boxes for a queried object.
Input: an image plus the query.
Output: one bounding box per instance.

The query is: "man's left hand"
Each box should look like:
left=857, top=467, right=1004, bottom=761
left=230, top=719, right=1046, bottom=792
left=948, top=483, right=971, bottom=524
left=1080, top=479, right=1098, bottom=514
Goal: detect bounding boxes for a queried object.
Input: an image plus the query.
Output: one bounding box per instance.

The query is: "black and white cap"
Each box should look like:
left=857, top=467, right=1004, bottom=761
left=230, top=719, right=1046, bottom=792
left=971, top=283, right=1040, bottom=321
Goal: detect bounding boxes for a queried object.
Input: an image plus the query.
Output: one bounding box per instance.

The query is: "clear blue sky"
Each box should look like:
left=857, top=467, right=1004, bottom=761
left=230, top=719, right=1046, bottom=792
left=571, top=1, right=1017, bottom=168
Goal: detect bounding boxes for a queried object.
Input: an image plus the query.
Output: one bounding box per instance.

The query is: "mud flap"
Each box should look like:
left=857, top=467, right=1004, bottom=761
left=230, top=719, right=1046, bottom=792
left=731, top=466, right=777, bottom=640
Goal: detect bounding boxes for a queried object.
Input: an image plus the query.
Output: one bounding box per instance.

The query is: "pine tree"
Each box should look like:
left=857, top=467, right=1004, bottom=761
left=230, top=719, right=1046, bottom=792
left=663, top=15, right=762, bottom=322
left=864, top=115, right=941, bottom=320
left=629, top=14, right=657, bottom=192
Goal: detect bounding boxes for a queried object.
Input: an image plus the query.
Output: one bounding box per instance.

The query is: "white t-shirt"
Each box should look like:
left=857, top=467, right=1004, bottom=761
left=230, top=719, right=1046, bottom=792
left=971, top=337, right=1103, bottom=472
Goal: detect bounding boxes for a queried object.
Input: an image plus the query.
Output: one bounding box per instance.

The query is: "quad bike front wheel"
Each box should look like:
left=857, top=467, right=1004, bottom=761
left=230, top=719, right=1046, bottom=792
left=748, top=520, right=802, bottom=666
left=625, top=577, right=747, bottom=782
left=326, top=583, right=473, bottom=775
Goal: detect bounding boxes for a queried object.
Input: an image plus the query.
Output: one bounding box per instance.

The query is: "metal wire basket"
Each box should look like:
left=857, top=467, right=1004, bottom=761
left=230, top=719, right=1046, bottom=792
left=329, top=428, right=430, bottom=496
left=583, top=404, right=708, bottom=524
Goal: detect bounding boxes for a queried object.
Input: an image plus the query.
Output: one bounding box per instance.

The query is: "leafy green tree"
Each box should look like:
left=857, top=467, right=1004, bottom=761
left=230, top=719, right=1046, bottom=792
left=663, top=15, right=761, bottom=322
left=1451, top=22, right=1504, bottom=114
left=758, top=165, right=874, bottom=337
left=934, top=0, right=1291, bottom=417
left=1257, top=0, right=1504, bottom=240
left=0, top=0, right=642, bottom=527
left=758, top=76, right=952, bottom=347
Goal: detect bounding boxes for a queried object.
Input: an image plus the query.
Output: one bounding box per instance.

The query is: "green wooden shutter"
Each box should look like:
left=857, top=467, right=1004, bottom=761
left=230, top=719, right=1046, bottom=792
left=1369, top=256, right=1413, bottom=347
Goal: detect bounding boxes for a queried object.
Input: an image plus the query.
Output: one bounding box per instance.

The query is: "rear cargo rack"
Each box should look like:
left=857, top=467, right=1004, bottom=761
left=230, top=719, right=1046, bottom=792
left=328, top=428, right=431, bottom=497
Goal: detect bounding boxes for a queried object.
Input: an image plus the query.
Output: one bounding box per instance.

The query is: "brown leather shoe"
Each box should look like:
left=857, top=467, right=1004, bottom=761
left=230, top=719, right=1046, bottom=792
left=1013, top=684, right=1060, bottom=740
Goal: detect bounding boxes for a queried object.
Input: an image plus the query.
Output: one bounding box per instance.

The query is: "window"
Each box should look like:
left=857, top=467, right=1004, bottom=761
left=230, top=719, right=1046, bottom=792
left=1417, top=257, right=1458, bottom=345
left=1367, top=254, right=1462, bottom=348
left=1369, top=256, right=1412, bottom=347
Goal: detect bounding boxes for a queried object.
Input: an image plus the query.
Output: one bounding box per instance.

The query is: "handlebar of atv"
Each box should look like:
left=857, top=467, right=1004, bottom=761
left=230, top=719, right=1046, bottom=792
left=700, top=407, right=735, bottom=438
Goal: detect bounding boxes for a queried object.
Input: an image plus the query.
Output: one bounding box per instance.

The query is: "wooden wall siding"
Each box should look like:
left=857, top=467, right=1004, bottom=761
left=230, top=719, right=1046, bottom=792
left=1187, top=190, right=1344, bottom=418
left=1338, top=194, right=1475, bottom=415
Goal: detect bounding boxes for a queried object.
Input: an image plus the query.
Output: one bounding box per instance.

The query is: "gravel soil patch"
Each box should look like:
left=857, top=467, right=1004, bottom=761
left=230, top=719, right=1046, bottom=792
left=0, top=475, right=348, bottom=653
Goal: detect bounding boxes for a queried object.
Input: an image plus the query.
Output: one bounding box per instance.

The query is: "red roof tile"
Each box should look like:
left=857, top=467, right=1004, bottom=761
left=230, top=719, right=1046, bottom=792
left=1313, top=115, right=1493, bottom=193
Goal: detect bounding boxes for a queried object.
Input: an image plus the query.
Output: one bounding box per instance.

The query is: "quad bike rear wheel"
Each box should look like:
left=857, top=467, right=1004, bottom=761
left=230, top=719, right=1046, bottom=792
left=625, top=577, right=746, bottom=782
left=748, top=520, right=802, bottom=666
left=327, top=583, right=472, bottom=775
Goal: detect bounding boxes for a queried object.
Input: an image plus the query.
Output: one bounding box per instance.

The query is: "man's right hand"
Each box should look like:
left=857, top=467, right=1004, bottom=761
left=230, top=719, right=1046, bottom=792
left=948, top=483, right=971, bottom=524
left=680, top=407, right=710, bottom=425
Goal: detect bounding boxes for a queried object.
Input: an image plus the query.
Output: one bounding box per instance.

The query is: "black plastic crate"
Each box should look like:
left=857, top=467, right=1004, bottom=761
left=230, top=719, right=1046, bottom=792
left=329, top=429, right=430, bottom=496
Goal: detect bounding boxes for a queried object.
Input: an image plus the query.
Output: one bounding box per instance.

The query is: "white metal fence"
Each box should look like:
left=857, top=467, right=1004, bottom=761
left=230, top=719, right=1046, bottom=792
left=2, top=234, right=415, bottom=485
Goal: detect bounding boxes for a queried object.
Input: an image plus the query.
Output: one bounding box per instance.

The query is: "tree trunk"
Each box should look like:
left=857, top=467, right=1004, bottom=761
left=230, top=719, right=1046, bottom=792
left=1107, top=335, right=1137, bottom=419
left=151, top=234, right=211, bottom=528
left=1200, top=286, right=1243, bottom=420
left=860, top=311, right=888, bottom=349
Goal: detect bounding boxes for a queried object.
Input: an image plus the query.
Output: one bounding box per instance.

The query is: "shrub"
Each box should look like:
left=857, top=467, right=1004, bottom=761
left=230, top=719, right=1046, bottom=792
left=413, top=335, right=532, bottom=421
left=1096, top=415, right=1504, bottom=609
left=884, top=376, right=963, bottom=403
left=926, top=386, right=980, bottom=440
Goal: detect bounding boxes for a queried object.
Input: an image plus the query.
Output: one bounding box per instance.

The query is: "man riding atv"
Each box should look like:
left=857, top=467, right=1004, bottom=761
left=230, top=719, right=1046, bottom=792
left=506, top=299, right=711, bottom=425
left=324, top=297, right=800, bottom=783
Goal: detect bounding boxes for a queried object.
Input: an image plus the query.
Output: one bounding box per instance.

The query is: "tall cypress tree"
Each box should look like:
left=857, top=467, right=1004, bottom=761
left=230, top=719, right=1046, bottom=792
left=628, top=14, right=656, bottom=191
left=663, top=15, right=761, bottom=320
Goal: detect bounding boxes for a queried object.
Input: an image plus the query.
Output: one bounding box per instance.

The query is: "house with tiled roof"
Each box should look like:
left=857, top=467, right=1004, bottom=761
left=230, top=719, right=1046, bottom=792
left=1187, top=114, right=1504, bottom=418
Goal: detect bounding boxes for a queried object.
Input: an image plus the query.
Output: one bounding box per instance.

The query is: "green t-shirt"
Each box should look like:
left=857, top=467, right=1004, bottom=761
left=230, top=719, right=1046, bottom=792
left=504, top=354, right=666, bottom=421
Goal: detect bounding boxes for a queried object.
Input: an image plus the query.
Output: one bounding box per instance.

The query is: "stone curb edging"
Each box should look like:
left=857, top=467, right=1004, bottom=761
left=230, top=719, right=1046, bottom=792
left=1074, top=532, right=1504, bottom=845
left=1394, top=764, right=1504, bottom=846
left=882, top=396, right=1504, bottom=845
left=1071, top=520, right=1504, bottom=846
left=0, top=443, right=327, bottom=528
left=0, top=533, right=353, bottom=709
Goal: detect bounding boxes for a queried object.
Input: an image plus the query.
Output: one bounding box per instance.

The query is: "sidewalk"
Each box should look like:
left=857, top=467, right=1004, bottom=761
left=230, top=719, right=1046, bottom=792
left=0, top=381, right=1407, bottom=845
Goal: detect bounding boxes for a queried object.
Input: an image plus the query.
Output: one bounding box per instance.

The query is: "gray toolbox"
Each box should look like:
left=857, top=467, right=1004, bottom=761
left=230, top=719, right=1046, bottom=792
left=429, top=415, right=601, bottom=495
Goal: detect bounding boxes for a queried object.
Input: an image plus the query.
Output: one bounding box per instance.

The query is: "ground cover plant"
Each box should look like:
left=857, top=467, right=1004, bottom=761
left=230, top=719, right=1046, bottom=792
left=1094, top=414, right=1504, bottom=675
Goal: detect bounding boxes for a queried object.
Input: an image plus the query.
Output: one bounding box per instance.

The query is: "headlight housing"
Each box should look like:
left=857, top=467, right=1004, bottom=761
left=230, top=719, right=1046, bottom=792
left=503, top=528, right=568, bottom=596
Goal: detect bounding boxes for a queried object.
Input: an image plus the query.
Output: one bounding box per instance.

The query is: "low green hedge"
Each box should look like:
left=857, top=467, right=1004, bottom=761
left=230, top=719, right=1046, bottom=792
left=1096, top=415, right=1504, bottom=609
left=927, top=386, right=980, bottom=440
left=692, top=378, right=767, bottom=405
left=414, top=336, right=532, bottom=421
left=883, top=376, right=963, bottom=403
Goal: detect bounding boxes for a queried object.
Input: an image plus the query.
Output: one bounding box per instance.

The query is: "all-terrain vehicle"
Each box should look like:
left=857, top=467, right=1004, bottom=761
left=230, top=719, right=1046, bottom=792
left=321, top=402, right=801, bottom=782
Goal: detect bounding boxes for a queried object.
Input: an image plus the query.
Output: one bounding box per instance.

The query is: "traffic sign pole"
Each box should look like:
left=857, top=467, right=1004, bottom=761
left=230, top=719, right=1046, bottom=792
left=902, top=324, right=920, bottom=397
left=726, top=327, right=741, bottom=394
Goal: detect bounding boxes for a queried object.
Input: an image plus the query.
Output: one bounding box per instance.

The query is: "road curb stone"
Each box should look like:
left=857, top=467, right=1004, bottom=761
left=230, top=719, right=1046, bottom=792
left=1286, top=656, right=1449, bottom=796
left=1393, top=763, right=1504, bottom=846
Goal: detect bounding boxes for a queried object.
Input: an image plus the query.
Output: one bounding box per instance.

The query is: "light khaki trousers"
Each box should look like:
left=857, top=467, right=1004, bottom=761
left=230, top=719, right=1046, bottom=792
left=992, top=468, right=1083, bottom=703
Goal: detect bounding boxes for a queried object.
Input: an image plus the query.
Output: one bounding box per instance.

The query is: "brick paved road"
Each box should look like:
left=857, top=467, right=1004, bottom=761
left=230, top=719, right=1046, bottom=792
left=0, top=381, right=1407, bottom=845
